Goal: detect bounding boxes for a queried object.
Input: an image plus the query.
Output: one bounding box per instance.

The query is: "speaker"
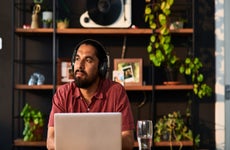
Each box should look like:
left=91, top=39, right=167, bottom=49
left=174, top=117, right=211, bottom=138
left=71, top=39, right=109, bottom=78
left=80, top=0, right=131, bottom=28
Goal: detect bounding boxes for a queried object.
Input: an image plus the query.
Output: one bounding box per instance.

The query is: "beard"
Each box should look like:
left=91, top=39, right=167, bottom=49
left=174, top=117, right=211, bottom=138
left=74, top=70, right=98, bottom=88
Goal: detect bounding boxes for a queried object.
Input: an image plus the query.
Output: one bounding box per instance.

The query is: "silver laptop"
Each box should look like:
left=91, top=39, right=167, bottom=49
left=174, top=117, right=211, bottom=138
left=54, top=112, right=122, bottom=150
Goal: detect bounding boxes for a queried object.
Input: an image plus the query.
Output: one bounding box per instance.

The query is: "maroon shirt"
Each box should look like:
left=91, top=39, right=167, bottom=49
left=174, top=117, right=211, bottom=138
left=48, top=79, right=135, bottom=131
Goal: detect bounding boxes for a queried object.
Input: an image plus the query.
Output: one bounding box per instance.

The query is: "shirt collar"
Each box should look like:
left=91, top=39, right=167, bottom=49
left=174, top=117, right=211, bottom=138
left=72, top=79, right=105, bottom=100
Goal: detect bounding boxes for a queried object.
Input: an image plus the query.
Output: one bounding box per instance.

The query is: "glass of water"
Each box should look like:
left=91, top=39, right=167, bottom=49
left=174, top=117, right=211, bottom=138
left=136, top=120, right=153, bottom=150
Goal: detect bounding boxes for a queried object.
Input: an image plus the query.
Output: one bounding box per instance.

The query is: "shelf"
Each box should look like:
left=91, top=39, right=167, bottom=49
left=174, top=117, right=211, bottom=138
left=125, top=85, right=152, bottom=91
left=125, top=84, right=193, bottom=90
left=15, top=84, right=193, bottom=91
left=134, top=140, right=193, bottom=147
left=15, top=84, right=54, bottom=90
left=154, top=141, right=194, bottom=147
left=15, top=28, right=53, bottom=34
left=14, top=84, right=152, bottom=91
left=15, top=28, right=193, bottom=35
left=154, top=84, right=194, bottom=90
left=14, top=139, right=46, bottom=147
left=14, top=139, right=193, bottom=147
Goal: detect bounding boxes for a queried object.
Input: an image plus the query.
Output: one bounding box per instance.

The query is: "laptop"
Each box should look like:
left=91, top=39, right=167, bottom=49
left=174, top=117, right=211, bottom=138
left=54, top=112, right=122, bottom=150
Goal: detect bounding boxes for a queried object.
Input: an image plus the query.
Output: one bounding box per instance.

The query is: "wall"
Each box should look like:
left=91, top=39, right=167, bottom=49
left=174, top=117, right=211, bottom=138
left=0, top=1, right=13, bottom=150
left=215, top=0, right=230, bottom=149
left=196, top=1, right=216, bottom=149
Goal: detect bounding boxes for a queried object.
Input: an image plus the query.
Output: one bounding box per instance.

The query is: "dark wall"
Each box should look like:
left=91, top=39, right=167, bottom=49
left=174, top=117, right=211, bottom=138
left=196, top=1, right=216, bottom=149
left=0, top=1, right=13, bottom=150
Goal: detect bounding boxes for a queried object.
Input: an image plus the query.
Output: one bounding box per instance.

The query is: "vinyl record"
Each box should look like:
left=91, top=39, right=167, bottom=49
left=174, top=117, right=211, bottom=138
left=87, top=0, right=122, bottom=26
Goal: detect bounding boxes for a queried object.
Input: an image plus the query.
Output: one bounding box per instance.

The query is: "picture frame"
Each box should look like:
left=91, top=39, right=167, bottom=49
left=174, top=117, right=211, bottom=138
left=57, top=58, right=74, bottom=85
left=114, top=58, right=143, bottom=86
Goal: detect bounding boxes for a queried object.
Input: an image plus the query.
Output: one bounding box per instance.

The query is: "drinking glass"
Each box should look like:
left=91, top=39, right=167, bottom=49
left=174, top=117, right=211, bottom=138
left=136, top=120, right=153, bottom=150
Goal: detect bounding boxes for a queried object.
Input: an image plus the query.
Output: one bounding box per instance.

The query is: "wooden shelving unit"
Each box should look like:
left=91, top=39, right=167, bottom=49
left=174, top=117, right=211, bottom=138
left=12, top=0, right=195, bottom=149
left=14, top=139, right=46, bottom=147
left=15, top=84, right=193, bottom=91
left=133, top=141, right=193, bottom=147
left=15, top=28, right=193, bottom=35
left=154, top=141, right=193, bottom=147
left=14, top=139, right=193, bottom=148
left=15, top=84, right=54, bottom=90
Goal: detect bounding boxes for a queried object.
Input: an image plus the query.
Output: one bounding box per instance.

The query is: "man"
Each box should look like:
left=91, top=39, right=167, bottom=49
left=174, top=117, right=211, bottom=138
left=46, top=39, right=135, bottom=150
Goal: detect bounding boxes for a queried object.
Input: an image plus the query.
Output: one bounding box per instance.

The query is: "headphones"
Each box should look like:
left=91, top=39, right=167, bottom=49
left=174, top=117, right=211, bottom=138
left=71, top=39, right=109, bottom=78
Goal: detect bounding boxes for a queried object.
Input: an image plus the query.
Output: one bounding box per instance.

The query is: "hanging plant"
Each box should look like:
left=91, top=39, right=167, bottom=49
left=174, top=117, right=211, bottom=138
left=144, top=0, right=212, bottom=99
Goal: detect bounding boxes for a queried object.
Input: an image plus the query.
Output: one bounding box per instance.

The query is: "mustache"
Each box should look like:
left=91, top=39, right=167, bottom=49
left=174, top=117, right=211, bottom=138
left=74, top=69, right=86, bottom=75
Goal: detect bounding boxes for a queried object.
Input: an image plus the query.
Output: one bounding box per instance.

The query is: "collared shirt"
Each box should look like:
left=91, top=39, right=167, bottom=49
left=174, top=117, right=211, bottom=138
left=48, top=79, right=135, bottom=131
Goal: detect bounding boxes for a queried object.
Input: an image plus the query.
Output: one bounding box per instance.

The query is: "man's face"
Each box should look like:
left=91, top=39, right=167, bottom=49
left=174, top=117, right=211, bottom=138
left=73, top=44, right=100, bottom=88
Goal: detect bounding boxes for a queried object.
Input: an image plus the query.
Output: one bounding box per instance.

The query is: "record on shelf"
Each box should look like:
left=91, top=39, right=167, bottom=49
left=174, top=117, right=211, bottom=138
left=87, top=0, right=122, bottom=26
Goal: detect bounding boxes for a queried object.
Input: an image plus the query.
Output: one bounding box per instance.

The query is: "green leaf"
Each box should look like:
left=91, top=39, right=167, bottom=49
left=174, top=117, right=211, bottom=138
left=163, top=43, right=169, bottom=51
left=160, top=1, right=166, bottom=10
left=168, top=0, right=174, bottom=6
left=163, top=9, right=171, bottom=16
left=185, top=68, right=191, bottom=75
left=170, top=55, right=178, bottom=64
left=147, top=45, right=152, bottom=53
left=197, top=74, right=204, bottom=82
left=164, top=35, right=171, bottom=43
left=179, top=66, right=185, bottom=73
left=155, top=42, right=159, bottom=48
left=160, top=26, right=169, bottom=35
left=34, top=118, right=39, bottom=124
left=145, top=6, right=152, bottom=15
left=150, top=22, right=157, bottom=29
left=185, top=58, right=191, bottom=64
left=159, top=14, right=167, bottom=26
left=150, top=35, right=156, bottom=43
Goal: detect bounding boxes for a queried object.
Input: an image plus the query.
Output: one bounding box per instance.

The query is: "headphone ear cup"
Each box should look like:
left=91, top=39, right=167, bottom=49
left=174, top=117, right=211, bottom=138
left=71, top=51, right=76, bottom=73
left=99, top=61, right=108, bottom=78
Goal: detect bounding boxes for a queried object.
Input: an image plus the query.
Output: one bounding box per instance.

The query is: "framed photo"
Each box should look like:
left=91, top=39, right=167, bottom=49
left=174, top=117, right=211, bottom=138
left=57, top=58, right=74, bottom=85
left=114, top=58, right=143, bottom=86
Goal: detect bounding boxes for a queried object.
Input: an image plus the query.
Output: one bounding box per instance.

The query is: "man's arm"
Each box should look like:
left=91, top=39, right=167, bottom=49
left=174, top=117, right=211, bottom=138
left=46, top=126, right=55, bottom=150
left=122, top=130, right=134, bottom=150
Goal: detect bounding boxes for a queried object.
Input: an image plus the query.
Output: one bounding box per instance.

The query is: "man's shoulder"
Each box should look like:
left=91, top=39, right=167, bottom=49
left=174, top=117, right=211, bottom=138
left=102, top=79, right=125, bottom=90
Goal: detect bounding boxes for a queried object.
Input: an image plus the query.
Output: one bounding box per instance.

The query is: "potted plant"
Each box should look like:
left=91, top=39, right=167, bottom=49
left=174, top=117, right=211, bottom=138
left=144, top=0, right=212, bottom=99
left=42, top=11, right=53, bottom=28
left=57, top=18, right=69, bottom=29
left=20, top=103, right=45, bottom=141
left=154, top=111, right=200, bottom=150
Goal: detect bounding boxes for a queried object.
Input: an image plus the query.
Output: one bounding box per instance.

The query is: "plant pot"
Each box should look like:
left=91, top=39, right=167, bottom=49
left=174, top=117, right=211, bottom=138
left=57, top=22, right=69, bottom=29
left=161, top=131, right=170, bottom=141
left=164, top=67, right=178, bottom=82
left=42, top=22, right=52, bottom=28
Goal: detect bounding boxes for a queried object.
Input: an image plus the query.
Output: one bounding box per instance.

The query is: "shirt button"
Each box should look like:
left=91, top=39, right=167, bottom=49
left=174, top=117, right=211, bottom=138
left=87, top=108, right=90, bottom=112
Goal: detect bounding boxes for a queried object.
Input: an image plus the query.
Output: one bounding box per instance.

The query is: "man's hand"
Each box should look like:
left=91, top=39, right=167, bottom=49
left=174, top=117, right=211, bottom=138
left=47, top=127, right=55, bottom=150
left=122, top=130, right=134, bottom=150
